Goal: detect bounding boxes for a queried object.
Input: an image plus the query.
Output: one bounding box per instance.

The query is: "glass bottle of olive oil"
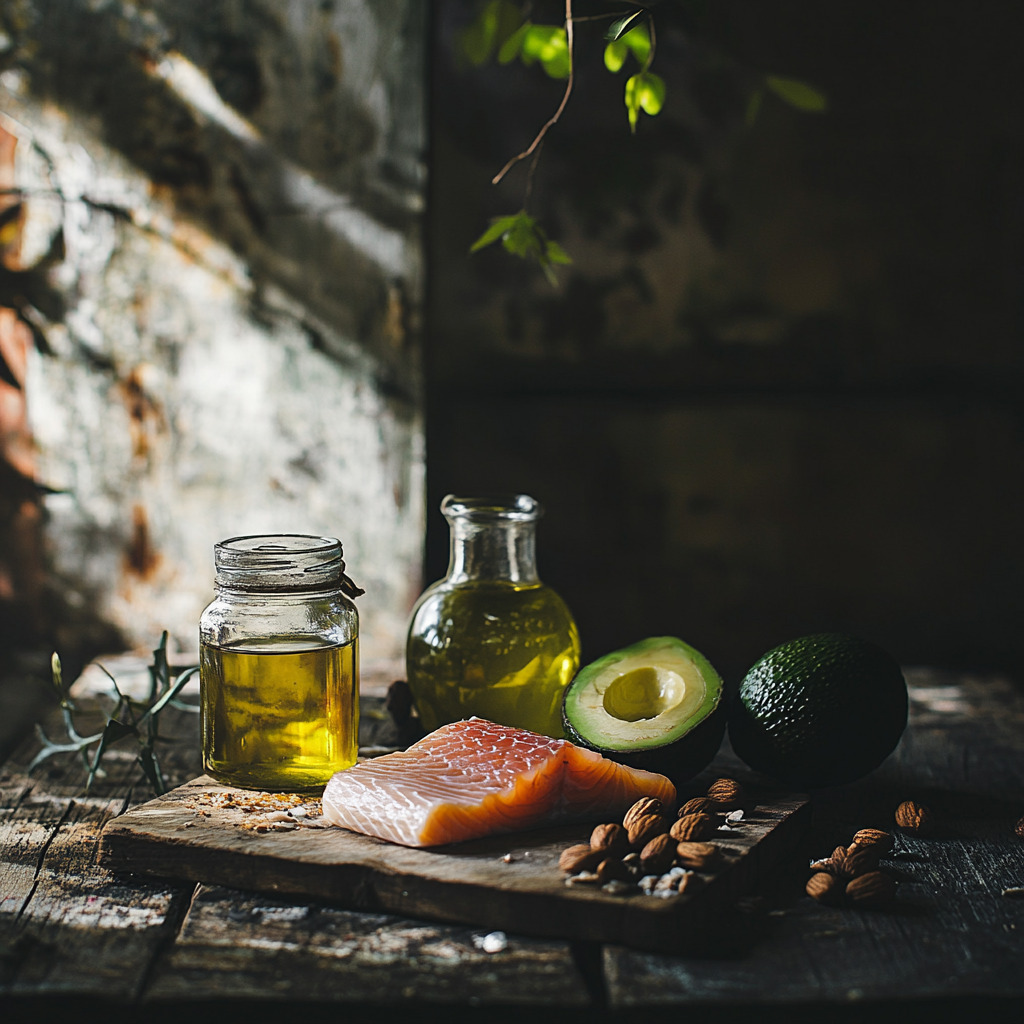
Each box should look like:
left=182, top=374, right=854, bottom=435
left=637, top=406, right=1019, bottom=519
left=199, top=535, right=363, bottom=791
left=407, top=495, right=580, bottom=737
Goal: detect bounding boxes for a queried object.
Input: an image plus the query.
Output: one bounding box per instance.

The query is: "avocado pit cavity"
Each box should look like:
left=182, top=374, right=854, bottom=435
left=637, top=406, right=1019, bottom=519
left=602, top=666, right=686, bottom=722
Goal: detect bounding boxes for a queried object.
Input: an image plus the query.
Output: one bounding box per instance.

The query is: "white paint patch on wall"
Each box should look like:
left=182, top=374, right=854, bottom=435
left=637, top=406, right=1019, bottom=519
left=9, top=86, right=423, bottom=663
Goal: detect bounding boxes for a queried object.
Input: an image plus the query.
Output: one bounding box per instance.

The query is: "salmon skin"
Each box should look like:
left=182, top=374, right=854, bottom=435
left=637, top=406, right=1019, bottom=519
left=321, top=717, right=676, bottom=847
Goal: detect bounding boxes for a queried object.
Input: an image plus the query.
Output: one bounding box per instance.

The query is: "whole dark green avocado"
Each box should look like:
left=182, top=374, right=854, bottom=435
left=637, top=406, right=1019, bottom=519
left=729, top=633, right=908, bottom=789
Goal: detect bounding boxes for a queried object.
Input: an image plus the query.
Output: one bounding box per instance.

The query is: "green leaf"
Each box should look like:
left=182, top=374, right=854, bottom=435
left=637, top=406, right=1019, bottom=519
left=606, top=10, right=645, bottom=42
left=50, top=652, right=63, bottom=698
left=86, top=718, right=137, bottom=793
left=745, top=87, right=763, bottom=127
left=765, top=76, right=828, bottom=112
left=622, top=25, right=650, bottom=66
left=142, top=666, right=199, bottom=723
left=604, top=39, right=628, bottom=73
left=138, top=742, right=167, bottom=795
left=470, top=211, right=570, bottom=285
left=459, top=1, right=523, bottom=67
left=498, top=21, right=529, bottom=64
left=521, top=25, right=570, bottom=79
left=502, top=213, right=543, bottom=258
left=545, top=239, right=573, bottom=266
left=625, top=71, right=665, bottom=131
left=470, top=214, right=520, bottom=253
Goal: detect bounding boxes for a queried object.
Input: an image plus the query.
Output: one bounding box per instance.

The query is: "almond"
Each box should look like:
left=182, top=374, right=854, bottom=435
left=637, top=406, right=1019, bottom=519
left=675, top=841, right=721, bottom=870
left=1016, top=817, right=1024, bottom=839
left=559, top=844, right=602, bottom=874
left=679, top=797, right=715, bottom=817
left=850, top=828, right=894, bottom=856
left=895, top=799, right=934, bottom=836
left=834, top=844, right=880, bottom=879
left=846, top=870, right=897, bottom=907
left=670, top=813, right=719, bottom=842
left=639, top=833, right=676, bottom=875
left=627, top=813, right=669, bottom=849
left=707, top=778, right=744, bottom=810
left=595, top=857, right=629, bottom=883
left=623, top=797, right=663, bottom=830
left=590, top=823, right=629, bottom=858
left=676, top=871, right=702, bottom=893
left=806, top=872, right=844, bottom=905
left=809, top=845, right=850, bottom=875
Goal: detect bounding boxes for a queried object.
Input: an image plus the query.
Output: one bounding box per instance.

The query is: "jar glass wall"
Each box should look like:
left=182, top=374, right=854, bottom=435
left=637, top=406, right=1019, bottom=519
left=406, top=495, right=580, bottom=737
left=199, top=534, right=360, bottom=791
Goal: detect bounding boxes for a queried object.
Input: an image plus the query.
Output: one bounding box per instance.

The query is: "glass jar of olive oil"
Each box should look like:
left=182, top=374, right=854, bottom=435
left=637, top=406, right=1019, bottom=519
left=406, top=495, right=580, bottom=738
left=199, top=534, right=363, bottom=791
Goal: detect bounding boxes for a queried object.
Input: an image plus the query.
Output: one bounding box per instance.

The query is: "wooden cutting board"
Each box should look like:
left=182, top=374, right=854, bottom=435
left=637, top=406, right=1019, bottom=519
left=100, top=775, right=808, bottom=954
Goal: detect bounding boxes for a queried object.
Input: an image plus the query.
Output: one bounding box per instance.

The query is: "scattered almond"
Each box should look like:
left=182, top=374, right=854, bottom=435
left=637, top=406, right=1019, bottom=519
left=590, top=823, right=629, bottom=858
left=809, top=845, right=849, bottom=875
left=559, top=844, right=602, bottom=874
left=1014, top=817, right=1024, bottom=839
left=846, top=871, right=897, bottom=907
left=627, top=813, right=670, bottom=849
left=675, top=841, right=721, bottom=870
left=565, top=871, right=601, bottom=886
left=670, top=813, right=719, bottom=842
left=707, top=778, right=744, bottom=810
left=623, top=797, right=663, bottom=831
left=679, top=796, right=715, bottom=817
left=676, top=872, right=702, bottom=893
left=596, top=857, right=629, bottom=883
left=834, top=844, right=880, bottom=879
left=806, top=872, right=844, bottom=905
left=895, top=799, right=934, bottom=836
left=639, top=833, right=676, bottom=874
left=850, top=828, right=894, bottom=856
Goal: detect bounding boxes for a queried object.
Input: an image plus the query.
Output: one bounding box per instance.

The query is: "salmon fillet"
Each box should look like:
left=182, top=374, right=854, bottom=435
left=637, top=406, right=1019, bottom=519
left=321, top=717, right=676, bottom=847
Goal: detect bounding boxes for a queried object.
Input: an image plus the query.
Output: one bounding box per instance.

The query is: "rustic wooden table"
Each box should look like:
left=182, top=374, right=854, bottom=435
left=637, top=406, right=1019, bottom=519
left=1, top=666, right=1023, bottom=1023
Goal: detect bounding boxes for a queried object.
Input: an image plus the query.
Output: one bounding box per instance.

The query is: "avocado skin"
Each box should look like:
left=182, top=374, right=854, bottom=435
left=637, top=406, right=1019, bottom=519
left=729, top=633, right=907, bottom=789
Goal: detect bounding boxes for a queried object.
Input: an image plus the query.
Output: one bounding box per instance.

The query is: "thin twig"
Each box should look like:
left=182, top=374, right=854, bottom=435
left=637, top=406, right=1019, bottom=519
left=523, top=140, right=544, bottom=209
left=644, top=14, right=656, bottom=73
left=492, top=0, right=576, bottom=186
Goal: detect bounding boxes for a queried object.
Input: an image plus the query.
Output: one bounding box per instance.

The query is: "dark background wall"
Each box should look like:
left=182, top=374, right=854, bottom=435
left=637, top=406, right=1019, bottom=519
left=426, top=0, right=1024, bottom=683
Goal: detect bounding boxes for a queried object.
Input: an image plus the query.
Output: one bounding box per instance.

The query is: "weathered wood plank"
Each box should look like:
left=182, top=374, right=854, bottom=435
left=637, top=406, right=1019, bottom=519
left=0, top=770, right=193, bottom=998
left=99, top=775, right=808, bottom=954
left=144, top=883, right=592, bottom=1005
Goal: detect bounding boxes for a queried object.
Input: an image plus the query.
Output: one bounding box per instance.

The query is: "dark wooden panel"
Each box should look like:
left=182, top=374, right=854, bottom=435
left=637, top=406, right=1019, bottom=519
left=144, top=883, right=591, bottom=1005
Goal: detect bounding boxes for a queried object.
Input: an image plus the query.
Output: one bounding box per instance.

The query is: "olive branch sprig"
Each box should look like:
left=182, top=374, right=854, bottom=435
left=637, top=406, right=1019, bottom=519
left=462, top=1, right=828, bottom=284
left=29, top=631, right=199, bottom=795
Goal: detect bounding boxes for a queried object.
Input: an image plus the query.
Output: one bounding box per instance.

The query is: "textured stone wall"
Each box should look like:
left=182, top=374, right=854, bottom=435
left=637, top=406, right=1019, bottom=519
left=0, top=1, right=425, bottom=665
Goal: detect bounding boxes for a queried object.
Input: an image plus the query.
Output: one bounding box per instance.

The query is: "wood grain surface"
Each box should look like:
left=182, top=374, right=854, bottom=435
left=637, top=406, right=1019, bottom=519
left=1, top=670, right=1023, bottom=1015
left=99, top=775, right=809, bottom=954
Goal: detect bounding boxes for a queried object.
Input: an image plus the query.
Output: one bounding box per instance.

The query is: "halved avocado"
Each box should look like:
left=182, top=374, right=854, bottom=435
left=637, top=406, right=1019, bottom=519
left=561, top=636, right=726, bottom=785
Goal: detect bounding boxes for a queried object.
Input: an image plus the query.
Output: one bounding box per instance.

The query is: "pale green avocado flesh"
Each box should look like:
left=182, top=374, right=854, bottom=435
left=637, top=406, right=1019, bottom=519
left=562, top=637, right=726, bottom=783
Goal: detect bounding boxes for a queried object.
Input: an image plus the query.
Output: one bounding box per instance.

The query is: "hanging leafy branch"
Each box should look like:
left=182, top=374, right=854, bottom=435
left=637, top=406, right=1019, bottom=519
left=30, top=632, right=199, bottom=795
left=461, top=1, right=828, bottom=285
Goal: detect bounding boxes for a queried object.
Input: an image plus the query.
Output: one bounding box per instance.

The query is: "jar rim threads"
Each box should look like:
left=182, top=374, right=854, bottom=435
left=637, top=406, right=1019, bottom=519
left=214, top=533, right=364, bottom=596
left=441, top=494, right=542, bottom=523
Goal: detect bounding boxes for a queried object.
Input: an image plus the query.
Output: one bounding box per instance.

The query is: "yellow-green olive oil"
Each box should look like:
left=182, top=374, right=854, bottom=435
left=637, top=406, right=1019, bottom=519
left=407, top=581, right=580, bottom=737
left=200, top=636, right=358, bottom=791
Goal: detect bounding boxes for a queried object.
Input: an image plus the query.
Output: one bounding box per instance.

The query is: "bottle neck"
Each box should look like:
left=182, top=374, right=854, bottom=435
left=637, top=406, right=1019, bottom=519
left=447, top=517, right=539, bottom=585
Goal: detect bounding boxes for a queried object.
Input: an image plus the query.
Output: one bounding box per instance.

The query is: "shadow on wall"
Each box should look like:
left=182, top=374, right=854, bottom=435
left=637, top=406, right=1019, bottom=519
left=0, top=0, right=426, bottom=667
